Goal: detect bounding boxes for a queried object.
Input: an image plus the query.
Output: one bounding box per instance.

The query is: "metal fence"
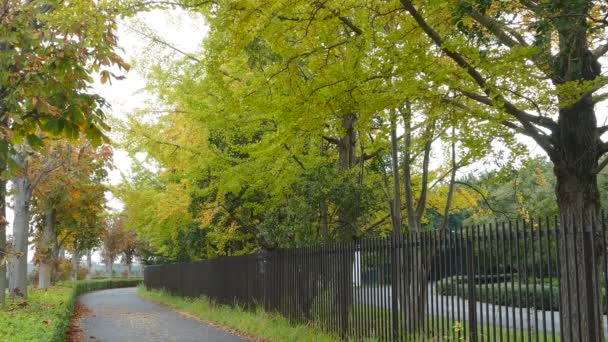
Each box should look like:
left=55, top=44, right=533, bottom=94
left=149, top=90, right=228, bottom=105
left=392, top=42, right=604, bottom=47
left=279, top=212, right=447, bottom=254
left=144, top=215, right=608, bottom=341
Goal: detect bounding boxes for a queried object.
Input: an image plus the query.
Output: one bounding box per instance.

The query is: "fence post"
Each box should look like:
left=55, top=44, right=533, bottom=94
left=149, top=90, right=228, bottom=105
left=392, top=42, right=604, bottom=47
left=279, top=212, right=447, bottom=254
left=339, top=241, right=349, bottom=339
left=466, top=234, right=478, bottom=342
left=390, top=235, right=400, bottom=341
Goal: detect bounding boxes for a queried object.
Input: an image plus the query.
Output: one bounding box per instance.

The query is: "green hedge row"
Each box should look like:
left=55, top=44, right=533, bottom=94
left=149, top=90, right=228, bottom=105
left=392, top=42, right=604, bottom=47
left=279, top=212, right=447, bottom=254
left=51, top=279, right=143, bottom=342
left=0, top=279, right=141, bottom=342
left=437, top=277, right=560, bottom=311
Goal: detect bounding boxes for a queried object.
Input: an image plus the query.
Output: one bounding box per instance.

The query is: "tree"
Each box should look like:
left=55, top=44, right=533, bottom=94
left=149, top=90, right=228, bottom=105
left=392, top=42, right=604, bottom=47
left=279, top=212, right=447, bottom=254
left=120, top=229, right=139, bottom=279
left=398, top=1, right=608, bottom=338
left=0, top=0, right=128, bottom=301
left=101, top=217, right=126, bottom=280
left=10, top=141, right=68, bottom=298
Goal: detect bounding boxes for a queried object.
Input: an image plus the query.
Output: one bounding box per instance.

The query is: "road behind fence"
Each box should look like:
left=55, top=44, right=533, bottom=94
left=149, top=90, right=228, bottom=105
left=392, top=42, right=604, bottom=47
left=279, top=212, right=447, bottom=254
left=144, top=215, right=608, bottom=341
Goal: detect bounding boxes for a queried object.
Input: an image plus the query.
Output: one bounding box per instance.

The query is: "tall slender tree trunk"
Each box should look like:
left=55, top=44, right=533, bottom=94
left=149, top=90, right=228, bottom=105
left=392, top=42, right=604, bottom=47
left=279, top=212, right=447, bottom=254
left=38, top=208, right=56, bottom=290
left=70, top=249, right=80, bottom=281
left=389, top=111, right=402, bottom=339
left=10, top=149, right=31, bottom=299
left=106, top=259, right=113, bottom=280
left=400, top=106, right=437, bottom=333
left=86, top=250, right=92, bottom=280
left=0, top=176, right=6, bottom=306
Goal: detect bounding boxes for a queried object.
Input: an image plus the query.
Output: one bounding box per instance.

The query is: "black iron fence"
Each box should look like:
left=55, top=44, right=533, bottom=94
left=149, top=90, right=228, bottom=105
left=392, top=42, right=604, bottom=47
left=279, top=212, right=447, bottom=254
left=144, top=215, right=608, bottom=341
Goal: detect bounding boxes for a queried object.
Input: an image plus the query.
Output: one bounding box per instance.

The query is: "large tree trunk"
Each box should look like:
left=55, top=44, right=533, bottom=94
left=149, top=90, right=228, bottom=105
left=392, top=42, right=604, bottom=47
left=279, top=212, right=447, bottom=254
left=549, top=2, right=604, bottom=340
left=10, top=171, right=31, bottom=299
left=336, top=112, right=358, bottom=239
left=334, top=113, right=358, bottom=337
left=38, top=208, right=56, bottom=290
left=553, top=103, right=604, bottom=341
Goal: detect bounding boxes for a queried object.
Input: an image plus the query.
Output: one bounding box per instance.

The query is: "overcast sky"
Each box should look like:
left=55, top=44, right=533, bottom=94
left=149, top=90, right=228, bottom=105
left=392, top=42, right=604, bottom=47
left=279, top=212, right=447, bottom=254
left=8, top=9, right=208, bottom=263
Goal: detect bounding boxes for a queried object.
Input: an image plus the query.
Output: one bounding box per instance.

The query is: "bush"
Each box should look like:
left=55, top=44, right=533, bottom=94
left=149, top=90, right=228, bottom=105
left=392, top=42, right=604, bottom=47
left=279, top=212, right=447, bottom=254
left=436, top=275, right=561, bottom=310
left=0, top=278, right=142, bottom=342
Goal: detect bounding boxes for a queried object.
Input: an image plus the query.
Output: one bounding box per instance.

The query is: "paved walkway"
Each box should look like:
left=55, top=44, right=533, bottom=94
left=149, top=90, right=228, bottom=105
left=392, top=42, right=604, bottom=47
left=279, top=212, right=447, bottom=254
left=356, top=284, right=608, bottom=336
left=77, top=287, right=246, bottom=342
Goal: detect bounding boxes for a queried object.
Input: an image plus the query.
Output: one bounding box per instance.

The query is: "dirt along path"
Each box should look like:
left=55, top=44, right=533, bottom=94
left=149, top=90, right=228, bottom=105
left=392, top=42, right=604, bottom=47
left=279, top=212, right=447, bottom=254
left=69, top=287, right=247, bottom=342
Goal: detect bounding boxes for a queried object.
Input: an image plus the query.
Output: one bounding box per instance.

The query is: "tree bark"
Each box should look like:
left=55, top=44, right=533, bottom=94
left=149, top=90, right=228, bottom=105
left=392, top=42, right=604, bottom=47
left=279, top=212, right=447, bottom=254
left=38, top=208, right=56, bottom=290
left=71, top=249, right=80, bottom=281
left=336, top=113, right=358, bottom=239
left=552, top=102, right=603, bottom=341
left=106, top=258, right=113, bottom=280
left=549, top=2, right=604, bottom=340
left=10, top=160, right=31, bottom=299
left=86, top=249, right=92, bottom=280
left=0, top=177, right=6, bottom=305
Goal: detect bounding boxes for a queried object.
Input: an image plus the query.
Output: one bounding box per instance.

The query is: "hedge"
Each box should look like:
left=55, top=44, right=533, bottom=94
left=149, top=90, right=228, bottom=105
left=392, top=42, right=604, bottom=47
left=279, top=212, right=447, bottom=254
left=437, top=276, right=608, bottom=312
left=0, top=278, right=142, bottom=342
left=437, top=276, right=561, bottom=311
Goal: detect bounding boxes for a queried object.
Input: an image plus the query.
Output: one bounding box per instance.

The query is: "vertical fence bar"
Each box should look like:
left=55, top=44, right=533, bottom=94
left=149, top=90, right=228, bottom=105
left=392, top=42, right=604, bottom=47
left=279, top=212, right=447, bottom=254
left=390, top=234, right=399, bottom=341
left=466, top=226, right=478, bottom=342
left=439, top=229, right=446, bottom=339
left=545, top=216, right=555, bottom=342
left=459, top=228, right=467, bottom=340
left=538, top=217, right=546, bottom=342
left=448, top=229, right=456, bottom=340
left=481, top=224, right=488, bottom=340
left=600, top=209, right=608, bottom=342
left=523, top=219, right=532, bottom=342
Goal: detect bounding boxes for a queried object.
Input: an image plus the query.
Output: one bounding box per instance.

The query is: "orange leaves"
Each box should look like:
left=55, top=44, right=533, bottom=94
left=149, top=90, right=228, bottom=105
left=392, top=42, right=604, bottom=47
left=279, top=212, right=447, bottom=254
left=31, top=97, right=61, bottom=117
left=69, top=190, right=81, bottom=200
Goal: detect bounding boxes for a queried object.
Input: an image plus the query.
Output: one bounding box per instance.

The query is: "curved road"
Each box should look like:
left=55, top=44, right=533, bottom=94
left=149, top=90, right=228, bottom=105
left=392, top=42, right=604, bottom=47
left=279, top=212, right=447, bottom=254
left=77, top=287, right=246, bottom=342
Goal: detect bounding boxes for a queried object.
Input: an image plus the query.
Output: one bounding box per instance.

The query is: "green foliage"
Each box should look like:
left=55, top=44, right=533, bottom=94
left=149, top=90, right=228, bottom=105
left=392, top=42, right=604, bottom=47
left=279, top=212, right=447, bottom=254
left=0, top=279, right=141, bottom=342
left=0, top=0, right=129, bottom=152
left=436, top=275, right=562, bottom=311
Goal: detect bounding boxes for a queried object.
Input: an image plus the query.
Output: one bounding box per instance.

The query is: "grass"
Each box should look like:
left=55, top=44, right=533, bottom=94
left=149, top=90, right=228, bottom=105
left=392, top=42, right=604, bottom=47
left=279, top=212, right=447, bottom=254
left=138, top=286, right=561, bottom=341
left=0, top=285, right=72, bottom=342
left=137, top=285, right=341, bottom=342
left=0, top=278, right=142, bottom=342
left=347, top=303, right=561, bottom=341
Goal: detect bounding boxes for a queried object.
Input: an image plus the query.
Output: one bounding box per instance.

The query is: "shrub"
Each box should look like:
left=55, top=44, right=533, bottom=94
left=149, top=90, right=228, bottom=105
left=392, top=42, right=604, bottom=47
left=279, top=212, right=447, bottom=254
left=0, top=278, right=142, bottom=342
left=436, top=275, right=561, bottom=310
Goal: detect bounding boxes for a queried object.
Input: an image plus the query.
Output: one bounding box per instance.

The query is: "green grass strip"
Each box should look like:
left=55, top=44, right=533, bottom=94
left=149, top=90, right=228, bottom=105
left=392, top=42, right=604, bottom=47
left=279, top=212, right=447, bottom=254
left=137, top=285, right=340, bottom=342
left=0, top=278, right=142, bottom=342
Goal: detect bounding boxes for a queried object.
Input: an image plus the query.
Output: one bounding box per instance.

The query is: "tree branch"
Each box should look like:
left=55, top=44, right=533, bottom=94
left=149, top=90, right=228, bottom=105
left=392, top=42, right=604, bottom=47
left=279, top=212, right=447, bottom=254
left=401, top=0, right=557, bottom=157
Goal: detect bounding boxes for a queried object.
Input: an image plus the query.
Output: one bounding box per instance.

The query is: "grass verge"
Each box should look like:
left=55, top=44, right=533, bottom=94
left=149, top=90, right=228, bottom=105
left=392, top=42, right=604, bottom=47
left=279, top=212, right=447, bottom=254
left=0, top=278, right=142, bottom=342
left=137, top=285, right=340, bottom=342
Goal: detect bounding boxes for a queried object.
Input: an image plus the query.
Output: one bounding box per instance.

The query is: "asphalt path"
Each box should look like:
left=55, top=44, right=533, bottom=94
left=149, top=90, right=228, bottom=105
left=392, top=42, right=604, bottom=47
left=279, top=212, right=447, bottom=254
left=77, top=287, right=246, bottom=342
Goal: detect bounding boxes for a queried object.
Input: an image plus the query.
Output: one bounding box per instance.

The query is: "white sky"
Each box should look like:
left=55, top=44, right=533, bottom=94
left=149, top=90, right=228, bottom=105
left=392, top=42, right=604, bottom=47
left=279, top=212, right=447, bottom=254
left=6, top=9, right=208, bottom=263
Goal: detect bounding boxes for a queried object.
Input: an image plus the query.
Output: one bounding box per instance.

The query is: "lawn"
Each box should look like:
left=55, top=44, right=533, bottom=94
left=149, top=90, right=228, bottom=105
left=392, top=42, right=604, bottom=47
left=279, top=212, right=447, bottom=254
left=0, top=279, right=142, bottom=342
left=137, top=285, right=342, bottom=342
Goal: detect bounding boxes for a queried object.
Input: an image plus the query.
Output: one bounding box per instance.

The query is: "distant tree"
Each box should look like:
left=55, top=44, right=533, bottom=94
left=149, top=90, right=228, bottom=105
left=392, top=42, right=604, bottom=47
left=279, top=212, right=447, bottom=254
left=0, top=0, right=128, bottom=301
left=101, top=218, right=126, bottom=280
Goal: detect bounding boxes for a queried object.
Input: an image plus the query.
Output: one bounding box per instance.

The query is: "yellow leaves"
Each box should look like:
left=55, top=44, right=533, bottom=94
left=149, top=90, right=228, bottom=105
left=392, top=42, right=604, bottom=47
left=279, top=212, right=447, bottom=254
left=100, top=70, right=110, bottom=84
left=70, top=190, right=81, bottom=200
